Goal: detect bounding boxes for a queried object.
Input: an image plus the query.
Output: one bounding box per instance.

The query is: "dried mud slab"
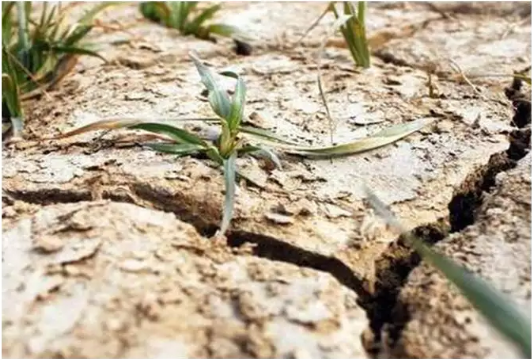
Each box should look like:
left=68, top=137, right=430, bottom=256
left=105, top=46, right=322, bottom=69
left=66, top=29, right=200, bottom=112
left=376, top=3, right=531, bottom=83
left=2, top=2, right=531, bottom=358
left=2, top=201, right=368, bottom=359
left=4, top=1, right=527, bottom=295
left=387, top=154, right=531, bottom=359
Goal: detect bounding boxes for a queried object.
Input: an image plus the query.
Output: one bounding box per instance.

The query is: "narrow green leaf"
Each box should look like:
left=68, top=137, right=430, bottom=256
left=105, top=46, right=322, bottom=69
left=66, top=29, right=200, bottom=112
left=206, top=23, right=239, bottom=38
left=205, top=146, right=224, bottom=165
left=2, top=72, right=22, bottom=119
left=269, top=118, right=432, bottom=157
left=140, top=2, right=169, bottom=23
left=78, top=2, right=118, bottom=25
left=176, top=2, right=190, bottom=31
left=220, top=70, right=246, bottom=131
left=131, top=122, right=209, bottom=147
left=15, top=1, right=29, bottom=53
left=363, top=187, right=531, bottom=358
left=2, top=2, right=14, bottom=45
left=219, top=152, right=237, bottom=237
left=187, top=4, right=221, bottom=33
left=189, top=51, right=231, bottom=118
left=144, top=142, right=205, bottom=156
left=49, top=45, right=106, bottom=62
left=357, top=1, right=366, bottom=26
left=63, top=25, right=93, bottom=46
left=53, top=117, right=221, bottom=140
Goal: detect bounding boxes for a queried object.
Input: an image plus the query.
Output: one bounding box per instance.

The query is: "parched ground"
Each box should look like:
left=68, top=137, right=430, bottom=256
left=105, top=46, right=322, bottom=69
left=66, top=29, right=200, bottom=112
left=2, top=2, right=531, bottom=358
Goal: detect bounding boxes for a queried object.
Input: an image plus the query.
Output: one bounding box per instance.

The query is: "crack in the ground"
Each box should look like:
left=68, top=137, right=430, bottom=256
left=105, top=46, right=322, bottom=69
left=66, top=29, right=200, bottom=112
left=362, top=77, right=531, bottom=358
left=227, top=230, right=371, bottom=300
left=3, top=76, right=530, bottom=359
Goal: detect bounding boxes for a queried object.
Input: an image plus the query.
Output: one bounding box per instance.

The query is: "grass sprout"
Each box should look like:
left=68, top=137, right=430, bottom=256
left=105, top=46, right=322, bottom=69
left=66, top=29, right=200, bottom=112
left=304, top=2, right=370, bottom=145
left=139, top=2, right=246, bottom=44
left=301, top=2, right=370, bottom=69
left=51, top=53, right=432, bottom=237
left=2, top=1, right=113, bottom=139
left=363, top=186, right=531, bottom=358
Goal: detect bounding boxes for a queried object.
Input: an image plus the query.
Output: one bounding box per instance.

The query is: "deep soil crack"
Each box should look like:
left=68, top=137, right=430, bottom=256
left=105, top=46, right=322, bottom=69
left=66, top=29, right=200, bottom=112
left=363, top=77, right=530, bottom=358
left=3, top=76, right=530, bottom=359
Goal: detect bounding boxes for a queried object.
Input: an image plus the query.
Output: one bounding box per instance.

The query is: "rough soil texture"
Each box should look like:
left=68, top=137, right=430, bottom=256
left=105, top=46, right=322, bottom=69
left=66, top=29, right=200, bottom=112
left=2, top=2, right=531, bottom=359
left=3, top=202, right=368, bottom=358
left=385, top=154, right=531, bottom=359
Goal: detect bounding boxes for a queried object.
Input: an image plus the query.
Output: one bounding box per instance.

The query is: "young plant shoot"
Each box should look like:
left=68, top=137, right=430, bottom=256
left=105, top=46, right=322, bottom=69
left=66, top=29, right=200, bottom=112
left=2, top=2, right=112, bottom=139
left=299, top=1, right=370, bottom=68
left=139, top=1, right=250, bottom=51
left=51, top=52, right=432, bottom=237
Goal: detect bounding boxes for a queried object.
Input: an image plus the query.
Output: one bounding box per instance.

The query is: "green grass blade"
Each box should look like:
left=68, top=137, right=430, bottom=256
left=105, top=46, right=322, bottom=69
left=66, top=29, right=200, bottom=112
left=144, top=142, right=205, bottom=155
left=78, top=2, right=118, bottom=25
left=363, top=187, right=532, bottom=358
left=357, top=1, right=366, bottom=26
left=220, top=70, right=246, bottom=132
left=189, top=51, right=231, bottom=118
left=166, top=1, right=180, bottom=28
left=2, top=2, right=14, bottom=45
left=175, top=2, right=185, bottom=30
left=187, top=4, right=221, bottom=33
left=15, top=1, right=30, bottom=68
left=48, top=45, right=106, bottom=62
left=206, top=23, right=239, bottom=38
left=131, top=122, right=209, bottom=147
left=140, top=2, right=169, bottom=24
left=2, top=72, right=23, bottom=137
left=52, top=118, right=204, bottom=143
left=2, top=73, right=22, bottom=119
left=37, top=1, right=48, bottom=29
left=271, top=118, right=432, bottom=157
left=62, top=25, right=93, bottom=46
left=219, top=152, right=237, bottom=237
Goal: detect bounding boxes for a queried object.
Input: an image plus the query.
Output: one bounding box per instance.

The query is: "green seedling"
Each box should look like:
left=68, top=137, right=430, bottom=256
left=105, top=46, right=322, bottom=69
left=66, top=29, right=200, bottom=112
left=2, top=1, right=112, bottom=139
left=364, top=187, right=531, bottom=358
left=300, top=1, right=370, bottom=69
left=299, top=2, right=371, bottom=145
left=51, top=53, right=432, bottom=237
left=139, top=2, right=245, bottom=44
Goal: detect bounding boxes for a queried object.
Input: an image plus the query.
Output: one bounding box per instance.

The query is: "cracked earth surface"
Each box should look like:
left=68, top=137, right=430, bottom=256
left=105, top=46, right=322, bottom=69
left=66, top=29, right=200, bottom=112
left=2, top=2, right=531, bottom=358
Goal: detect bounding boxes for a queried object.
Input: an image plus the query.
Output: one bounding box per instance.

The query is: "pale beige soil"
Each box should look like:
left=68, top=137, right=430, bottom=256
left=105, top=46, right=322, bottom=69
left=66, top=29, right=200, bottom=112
left=2, top=2, right=531, bottom=358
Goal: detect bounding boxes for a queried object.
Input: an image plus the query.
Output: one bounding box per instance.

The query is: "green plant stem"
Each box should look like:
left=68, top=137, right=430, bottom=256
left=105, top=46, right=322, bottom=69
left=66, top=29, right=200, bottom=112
left=15, top=1, right=29, bottom=68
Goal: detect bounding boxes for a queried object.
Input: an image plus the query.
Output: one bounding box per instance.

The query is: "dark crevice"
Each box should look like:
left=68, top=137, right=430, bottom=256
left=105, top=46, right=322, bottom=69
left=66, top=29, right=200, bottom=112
left=361, top=220, right=449, bottom=357
left=4, top=77, right=530, bottom=359
left=4, top=188, right=91, bottom=205
left=363, top=76, right=531, bottom=358
left=448, top=75, right=531, bottom=232
left=227, top=230, right=371, bottom=301
left=131, top=182, right=219, bottom=237
left=447, top=152, right=512, bottom=232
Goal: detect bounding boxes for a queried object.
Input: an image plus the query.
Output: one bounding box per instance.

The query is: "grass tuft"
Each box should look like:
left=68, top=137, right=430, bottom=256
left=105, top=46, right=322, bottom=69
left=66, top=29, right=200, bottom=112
left=51, top=54, right=432, bottom=237
left=300, top=1, right=370, bottom=69
left=139, top=1, right=250, bottom=48
left=2, top=1, right=112, bottom=139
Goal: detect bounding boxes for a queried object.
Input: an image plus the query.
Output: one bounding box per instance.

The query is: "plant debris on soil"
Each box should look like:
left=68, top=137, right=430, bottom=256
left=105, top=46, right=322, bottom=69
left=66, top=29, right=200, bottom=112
left=2, top=2, right=531, bottom=359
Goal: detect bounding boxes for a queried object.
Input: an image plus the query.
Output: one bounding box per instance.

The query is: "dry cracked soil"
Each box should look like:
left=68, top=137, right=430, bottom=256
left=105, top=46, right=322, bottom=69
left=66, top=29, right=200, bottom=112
left=2, top=2, right=531, bottom=359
